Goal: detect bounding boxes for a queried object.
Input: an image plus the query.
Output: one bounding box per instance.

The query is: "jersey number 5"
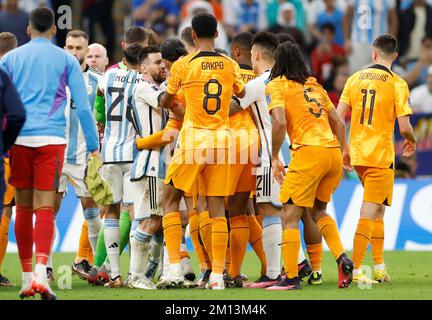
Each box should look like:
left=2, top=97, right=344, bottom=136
left=203, top=79, right=222, bottom=115
left=360, top=89, right=376, bottom=125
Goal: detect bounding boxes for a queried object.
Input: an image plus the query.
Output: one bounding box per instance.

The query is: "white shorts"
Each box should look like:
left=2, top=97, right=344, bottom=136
left=101, top=163, right=134, bottom=204
left=58, top=163, right=91, bottom=198
left=133, top=176, right=164, bottom=220
left=255, top=166, right=284, bottom=207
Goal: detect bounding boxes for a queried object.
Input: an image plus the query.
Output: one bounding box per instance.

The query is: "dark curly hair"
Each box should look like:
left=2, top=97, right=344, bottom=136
left=270, top=41, right=309, bottom=85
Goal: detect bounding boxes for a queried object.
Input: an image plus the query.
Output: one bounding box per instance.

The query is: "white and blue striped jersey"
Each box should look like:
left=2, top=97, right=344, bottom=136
left=64, top=67, right=102, bottom=165
left=100, top=68, right=143, bottom=163
left=349, top=0, right=396, bottom=45
left=130, top=80, right=169, bottom=181
left=237, top=70, right=291, bottom=167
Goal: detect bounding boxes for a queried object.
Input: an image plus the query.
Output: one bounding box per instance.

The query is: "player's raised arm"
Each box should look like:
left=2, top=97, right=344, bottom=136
left=67, top=55, right=99, bottom=154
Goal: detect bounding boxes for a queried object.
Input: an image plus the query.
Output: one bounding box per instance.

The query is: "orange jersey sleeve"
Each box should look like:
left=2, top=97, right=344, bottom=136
left=267, top=76, right=339, bottom=150
left=341, top=65, right=413, bottom=168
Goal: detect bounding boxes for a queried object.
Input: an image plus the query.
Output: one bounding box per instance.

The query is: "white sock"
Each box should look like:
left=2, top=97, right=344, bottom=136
left=353, top=268, right=363, bottom=276
left=83, top=208, right=102, bottom=253
left=104, top=219, right=120, bottom=279
left=129, top=229, right=151, bottom=276
left=375, top=263, right=385, bottom=271
left=298, top=245, right=307, bottom=264
left=180, top=242, right=188, bottom=260
left=21, top=272, right=33, bottom=289
left=150, top=234, right=163, bottom=262
left=161, top=244, right=170, bottom=276
left=34, top=263, right=47, bottom=282
left=262, top=216, right=282, bottom=279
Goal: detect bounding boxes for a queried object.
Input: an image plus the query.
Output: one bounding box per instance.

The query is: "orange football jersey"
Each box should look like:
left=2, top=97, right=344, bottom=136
left=340, top=64, right=413, bottom=168
left=167, top=51, right=244, bottom=150
left=266, top=76, right=340, bottom=150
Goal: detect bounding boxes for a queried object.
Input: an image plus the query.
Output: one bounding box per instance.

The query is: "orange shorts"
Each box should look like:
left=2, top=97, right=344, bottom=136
left=280, top=146, right=342, bottom=207
left=165, top=148, right=231, bottom=197
left=228, top=162, right=256, bottom=194
left=3, top=157, right=14, bottom=206
left=355, top=166, right=394, bottom=206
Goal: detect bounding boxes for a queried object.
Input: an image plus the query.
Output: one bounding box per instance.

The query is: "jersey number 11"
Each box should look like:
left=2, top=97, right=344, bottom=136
left=360, top=89, right=376, bottom=125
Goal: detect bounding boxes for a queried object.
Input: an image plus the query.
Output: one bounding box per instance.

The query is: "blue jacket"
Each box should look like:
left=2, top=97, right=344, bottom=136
left=0, top=37, right=99, bottom=152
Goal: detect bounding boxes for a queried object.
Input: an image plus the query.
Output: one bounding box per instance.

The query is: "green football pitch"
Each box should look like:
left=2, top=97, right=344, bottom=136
left=0, top=251, right=431, bottom=300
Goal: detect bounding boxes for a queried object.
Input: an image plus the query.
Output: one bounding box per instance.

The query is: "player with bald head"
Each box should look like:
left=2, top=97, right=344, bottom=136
left=86, top=43, right=109, bottom=73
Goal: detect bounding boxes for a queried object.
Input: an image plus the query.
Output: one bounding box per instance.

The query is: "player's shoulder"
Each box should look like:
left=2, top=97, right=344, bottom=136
left=136, top=78, right=162, bottom=93
left=392, top=71, right=409, bottom=90
left=305, top=76, right=322, bottom=89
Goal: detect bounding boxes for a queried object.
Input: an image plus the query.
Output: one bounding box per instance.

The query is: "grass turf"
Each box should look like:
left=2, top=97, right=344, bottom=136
left=0, top=251, right=431, bottom=300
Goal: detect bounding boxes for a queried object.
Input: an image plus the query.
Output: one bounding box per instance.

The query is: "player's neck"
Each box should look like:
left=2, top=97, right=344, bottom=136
left=195, top=39, right=215, bottom=52
left=237, top=59, right=251, bottom=68
left=257, top=61, right=274, bottom=75
left=374, top=59, right=392, bottom=71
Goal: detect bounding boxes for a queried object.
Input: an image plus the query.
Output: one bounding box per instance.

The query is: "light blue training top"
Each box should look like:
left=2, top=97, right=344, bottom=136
left=0, top=37, right=99, bottom=152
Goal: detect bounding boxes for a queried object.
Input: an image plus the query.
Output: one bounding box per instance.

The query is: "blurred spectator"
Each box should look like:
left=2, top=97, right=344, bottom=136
left=325, top=56, right=349, bottom=106
left=81, top=0, right=116, bottom=64
left=405, top=36, right=432, bottom=88
left=400, top=0, right=432, bottom=10
left=85, top=43, right=109, bottom=73
left=0, top=32, right=17, bottom=59
left=308, top=0, right=345, bottom=46
left=222, top=0, right=267, bottom=39
left=399, top=0, right=432, bottom=64
left=236, top=0, right=266, bottom=33
left=344, top=0, right=398, bottom=73
left=265, top=0, right=306, bottom=31
left=132, top=0, right=179, bottom=40
left=178, top=0, right=228, bottom=50
left=409, top=65, right=432, bottom=112
left=181, top=26, right=195, bottom=53
left=310, top=23, right=346, bottom=83
left=183, top=0, right=223, bottom=22
left=267, top=3, right=306, bottom=52
left=0, top=0, right=30, bottom=46
left=17, top=0, right=52, bottom=13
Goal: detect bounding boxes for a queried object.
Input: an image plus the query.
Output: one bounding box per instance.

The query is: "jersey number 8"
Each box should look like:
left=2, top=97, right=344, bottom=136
left=203, top=79, right=222, bottom=115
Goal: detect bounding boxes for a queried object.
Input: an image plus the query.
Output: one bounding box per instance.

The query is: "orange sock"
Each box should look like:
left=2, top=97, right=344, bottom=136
left=162, top=212, right=182, bottom=264
left=281, top=229, right=300, bottom=279
left=371, top=218, right=384, bottom=265
left=229, top=215, right=249, bottom=277
left=87, top=247, right=94, bottom=265
left=353, top=218, right=374, bottom=269
left=247, top=215, right=267, bottom=276
left=76, top=221, right=90, bottom=260
left=188, top=210, right=208, bottom=270
left=211, top=217, right=228, bottom=274
left=0, top=214, right=11, bottom=271
left=306, top=243, right=323, bottom=272
left=316, top=215, right=345, bottom=260
left=199, top=211, right=213, bottom=261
